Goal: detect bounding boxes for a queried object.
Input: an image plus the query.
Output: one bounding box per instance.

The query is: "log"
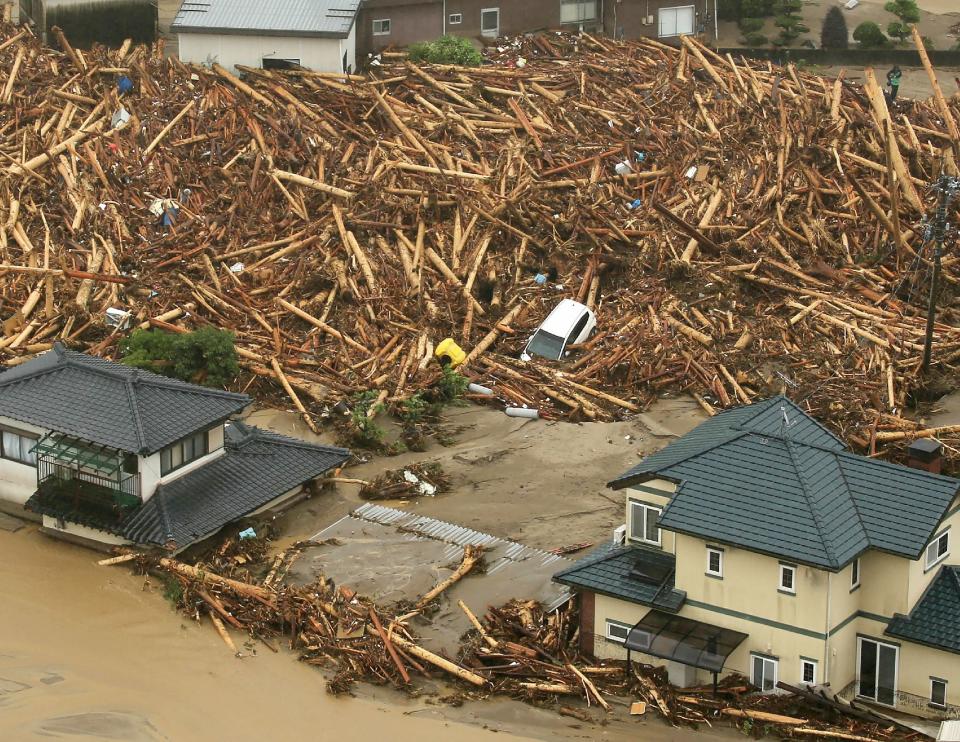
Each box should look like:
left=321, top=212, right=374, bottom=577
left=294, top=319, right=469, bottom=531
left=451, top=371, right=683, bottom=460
left=415, top=545, right=482, bottom=609
left=720, top=708, right=806, bottom=725
left=272, top=169, right=355, bottom=199
left=792, top=729, right=879, bottom=742
left=369, top=607, right=410, bottom=684
left=158, top=558, right=275, bottom=603
left=209, top=612, right=240, bottom=656
left=518, top=682, right=578, bottom=694
left=97, top=552, right=139, bottom=566
left=458, top=599, right=498, bottom=648
left=388, top=632, right=489, bottom=687
left=567, top=663, right=610, bottom=711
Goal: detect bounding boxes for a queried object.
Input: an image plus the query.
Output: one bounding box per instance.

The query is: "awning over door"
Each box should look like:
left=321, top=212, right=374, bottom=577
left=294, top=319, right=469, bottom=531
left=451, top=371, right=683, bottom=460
left=625, top=610, right=748, bottom=672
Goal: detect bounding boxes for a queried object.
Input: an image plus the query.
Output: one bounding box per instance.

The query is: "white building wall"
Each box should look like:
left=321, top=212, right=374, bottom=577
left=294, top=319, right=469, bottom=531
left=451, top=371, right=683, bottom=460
left=0, top=415, right=47, bottom=507
left=177, top=31, right=354, bottom=73
left=139, top=424, right=226, bottom=501
left=339, top=20, right=357, bottom=73
left=42, top=515, right=131, bottom=547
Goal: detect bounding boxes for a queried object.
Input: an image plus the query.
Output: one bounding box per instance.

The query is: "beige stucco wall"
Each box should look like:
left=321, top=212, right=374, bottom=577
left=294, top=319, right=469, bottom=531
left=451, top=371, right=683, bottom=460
left=624, top=478, right=676, bottom=553
left=139, top=424, right=226, bottom=501
left=907, top=497, right=960, bottom=609
left=0, top=415, right=46, bottom=507
left=177, top=28, right=356, bottom=74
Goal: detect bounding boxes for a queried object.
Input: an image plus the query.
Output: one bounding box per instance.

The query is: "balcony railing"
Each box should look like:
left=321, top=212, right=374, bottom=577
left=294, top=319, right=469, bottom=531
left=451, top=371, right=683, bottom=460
left=33, top=469, right=141, bottom=527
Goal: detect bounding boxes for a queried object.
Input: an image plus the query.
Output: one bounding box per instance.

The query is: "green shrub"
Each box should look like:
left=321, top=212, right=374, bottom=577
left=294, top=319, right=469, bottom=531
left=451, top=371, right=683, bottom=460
left=350, top=390, right=386, bottom=448
left=886, top=21, right=910, bottom=42
left=774, top=0, right=801, bottom=13
left=740, top=0, right=773, bottom=16
left=922, top=36, right=935, bottom=50
left=408, top=36, right=482, bottom=66
left=434, top=366, right=468, bottom=403
left=853, top=21, right=889, bottom=48
left=739, top=17, right=764, bottom=33
left=884, top=0, right=920, bottom=24
left=718, top=0, right=742, bottom=21
left=743, top=32, right=769, bottom=46
left=821, top=6, right=849, bottom=49
left=121, top=327, right=239, bottom=388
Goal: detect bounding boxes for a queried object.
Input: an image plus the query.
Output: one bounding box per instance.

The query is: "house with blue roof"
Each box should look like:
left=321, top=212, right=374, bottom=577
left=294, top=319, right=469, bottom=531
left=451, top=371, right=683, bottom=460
left=554, top=396, right=960, bottom=719
left=0, top=343, right=351, bottom=551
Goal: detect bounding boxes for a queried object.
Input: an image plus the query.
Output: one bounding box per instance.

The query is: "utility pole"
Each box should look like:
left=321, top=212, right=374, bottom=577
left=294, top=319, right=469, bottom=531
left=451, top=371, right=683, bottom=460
left=921, top=174, right=959, bottom=373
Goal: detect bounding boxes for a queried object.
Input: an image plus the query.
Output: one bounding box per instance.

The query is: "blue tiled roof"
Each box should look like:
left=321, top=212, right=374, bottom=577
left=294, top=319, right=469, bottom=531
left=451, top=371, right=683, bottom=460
left=887, top=566, right=960, bottom=654
left=609, top=397, right=959, bottom=570
left=0, top=344, right=249, bottom=453
left=552, top=542, right=686, bottom=611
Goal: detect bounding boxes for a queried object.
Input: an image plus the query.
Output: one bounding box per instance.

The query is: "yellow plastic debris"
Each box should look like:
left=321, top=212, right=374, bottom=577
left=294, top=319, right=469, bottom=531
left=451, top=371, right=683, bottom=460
left=434, top=338, right=466, bottom=368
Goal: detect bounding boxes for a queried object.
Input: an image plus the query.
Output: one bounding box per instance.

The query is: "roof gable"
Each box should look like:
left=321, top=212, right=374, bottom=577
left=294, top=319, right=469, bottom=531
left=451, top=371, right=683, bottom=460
left=0, top=344, right=250, bottom=453
left=886, top=566, right=960, bottom=653
left=619, top=397, right=959, bottom=569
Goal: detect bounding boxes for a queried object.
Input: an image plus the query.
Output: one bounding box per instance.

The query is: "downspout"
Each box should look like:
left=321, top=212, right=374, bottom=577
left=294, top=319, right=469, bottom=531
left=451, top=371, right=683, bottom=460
left=713, top=0, right=718, bottom=42
left=442, top=0, right=446, bottom=36
left=824, top=571, right=832, bottom=684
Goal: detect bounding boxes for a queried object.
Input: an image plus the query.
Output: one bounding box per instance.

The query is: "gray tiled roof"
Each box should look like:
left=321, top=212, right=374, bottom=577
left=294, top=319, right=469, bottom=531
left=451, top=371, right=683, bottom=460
left=609, top=396, right=960, bottom=570
left=171, top=0, right=360, bottom=37
left=887, top=566, right=960, bottom=654
left=0, top=344, right=250, bottom=454
left=123, top=422, right=350, bottom=547
left=552, top=542, right=686, bottom=611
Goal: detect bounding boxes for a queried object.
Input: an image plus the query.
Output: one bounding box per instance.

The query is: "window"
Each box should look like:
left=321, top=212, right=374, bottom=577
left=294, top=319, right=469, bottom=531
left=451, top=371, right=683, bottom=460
left=480, top=7, right=499, bottom=36
left=629, top=501, right=661, bottom=546
left=605, top=619, right=631, bottom=644
left=560, top=0, right=597, bottom=23
left=448, top=12, right=462, bottom=23
left=262, top=58, right=300, bottom=70
left=160, top=431, right=209, bottom=475
left=851, top=558, right=860, bottom=590
left=926, top=531, right=949, bottom=569
left=931, top=678, right=947, bottom=709
left=779, top=563, right=796, bottom=594
left=1, top=428, right=37, bottom=466
left=751, top=654, right=778, bottom=693
left=706, top=547, right=723, bottom=577
left=858, top=637, right=898, bottom=706
left=372, top=18, right=391, bottom=35
left=801, top=659, right=818, bottom=685
left=658, top=5, right=695, bottom=37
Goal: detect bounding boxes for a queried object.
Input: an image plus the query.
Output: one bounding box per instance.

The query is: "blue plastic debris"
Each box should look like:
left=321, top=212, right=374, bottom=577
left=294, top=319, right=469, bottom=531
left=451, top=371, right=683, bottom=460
left=238, top=527, right=257, bottom=540
left=161, top=205, right=180, bottom=227
left=117, top=76, right=134, bottom=95
left=634, top=151, right=646, bottom=163
left=627, top=198, right=642, bottom=210
left=534, top=273, right=547, bottom=285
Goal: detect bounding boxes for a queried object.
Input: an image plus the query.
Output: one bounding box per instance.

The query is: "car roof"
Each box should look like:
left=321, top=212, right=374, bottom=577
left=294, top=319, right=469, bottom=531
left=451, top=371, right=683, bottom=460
left=539, top=299, right=590, bottom=336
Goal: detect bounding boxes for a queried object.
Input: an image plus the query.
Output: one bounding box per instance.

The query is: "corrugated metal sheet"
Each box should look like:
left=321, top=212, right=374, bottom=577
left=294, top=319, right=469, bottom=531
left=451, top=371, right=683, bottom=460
left=172, top=0, right=360, bottom=37
left=312, top=503, right=572, bottom=611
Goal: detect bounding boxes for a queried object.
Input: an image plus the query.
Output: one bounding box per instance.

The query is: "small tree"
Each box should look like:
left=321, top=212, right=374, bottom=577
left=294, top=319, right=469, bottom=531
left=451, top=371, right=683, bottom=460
left=821, top=6, right=849, bottom=49
left=408, top=36, right=482, bottom=66
left=121, top=327, right=240, bottom=388
left=853, top=21, right=889, bottom=48
left=884, top=0, right=919, bottom=43
left=739, top=17, right=764, bottom=33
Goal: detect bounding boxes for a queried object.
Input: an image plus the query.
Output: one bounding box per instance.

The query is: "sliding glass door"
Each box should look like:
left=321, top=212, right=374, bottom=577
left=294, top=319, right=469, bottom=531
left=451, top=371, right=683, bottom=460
left=858, top=638, right=898, bottom=706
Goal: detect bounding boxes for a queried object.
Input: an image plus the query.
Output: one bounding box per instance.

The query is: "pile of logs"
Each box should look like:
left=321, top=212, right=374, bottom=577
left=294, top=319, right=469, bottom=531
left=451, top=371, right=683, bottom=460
left=1, top=26, right=960, bottom=463
left=101, top=546, right=926, bottom=739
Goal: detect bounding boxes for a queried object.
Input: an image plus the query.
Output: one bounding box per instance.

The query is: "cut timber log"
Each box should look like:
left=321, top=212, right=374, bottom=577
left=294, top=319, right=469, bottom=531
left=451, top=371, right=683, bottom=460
left=388, top=632, right=489, bottom=687
left=720, top=709, right=806, bottom=725
left=415, top=545, right=482, bottom=609
left=158, top=558, right=275, bottom=603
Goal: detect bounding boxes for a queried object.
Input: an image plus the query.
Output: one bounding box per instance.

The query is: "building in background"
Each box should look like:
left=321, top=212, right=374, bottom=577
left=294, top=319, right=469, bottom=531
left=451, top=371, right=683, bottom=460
left=357, top=0, right=716, bottom=58
left=173, top=0, right=361, bottom=73
left=554, top=396, right=960, bottom=720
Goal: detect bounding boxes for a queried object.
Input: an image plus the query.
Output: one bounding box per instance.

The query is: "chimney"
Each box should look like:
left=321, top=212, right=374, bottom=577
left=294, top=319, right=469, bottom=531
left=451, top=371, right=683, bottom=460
left=907, top=438, right=943, bottom=474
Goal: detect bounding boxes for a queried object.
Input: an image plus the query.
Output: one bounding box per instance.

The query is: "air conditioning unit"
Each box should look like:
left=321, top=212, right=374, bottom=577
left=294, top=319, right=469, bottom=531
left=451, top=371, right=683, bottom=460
left=613, top=524, right=627, bottom=544
left=646, top=14, right=655, bottom=25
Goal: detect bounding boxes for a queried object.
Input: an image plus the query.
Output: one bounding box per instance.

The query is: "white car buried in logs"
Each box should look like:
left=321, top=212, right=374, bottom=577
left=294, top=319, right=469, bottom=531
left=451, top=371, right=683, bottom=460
left=521, top=299, right=596, bottom=362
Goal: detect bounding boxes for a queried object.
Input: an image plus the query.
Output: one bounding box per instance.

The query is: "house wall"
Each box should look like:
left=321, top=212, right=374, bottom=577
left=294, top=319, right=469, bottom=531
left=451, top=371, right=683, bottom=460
left=604, top=0, right=712, bottom=40
left=896, top=639, right=960, bottom=718
left=177, top=32, right=354, bottom=73
left=624, top=479, right=676, bottom=553
left=358, top=1, right=442, bottom=55
left=339, top=19, right=358, bottom=73
left=906, top=498, right=960, bottom=610
left=0, top=415, right=46, bottom=507
left=41, top=515, right=131, bottom=547
left=139, top=424, right=226, bottom=501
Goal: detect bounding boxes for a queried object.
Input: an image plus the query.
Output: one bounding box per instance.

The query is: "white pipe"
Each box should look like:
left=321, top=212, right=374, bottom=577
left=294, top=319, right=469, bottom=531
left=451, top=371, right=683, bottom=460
left=443, top=0, right=446, bottom=36
left=505, top=407, right=539, bottom=419
left=824, top=571, right=832, bottom=684
left=713, top=0, right=718, bottom=41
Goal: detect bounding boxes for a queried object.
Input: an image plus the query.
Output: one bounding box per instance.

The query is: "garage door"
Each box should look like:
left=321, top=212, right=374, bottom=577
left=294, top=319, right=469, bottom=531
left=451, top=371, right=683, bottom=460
left=659, top=5, right=694, bottom=37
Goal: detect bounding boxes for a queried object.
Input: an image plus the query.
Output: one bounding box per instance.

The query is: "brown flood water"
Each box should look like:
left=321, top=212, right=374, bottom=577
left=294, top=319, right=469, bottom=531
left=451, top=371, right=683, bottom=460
left=0, top=525, right=535, bottom=742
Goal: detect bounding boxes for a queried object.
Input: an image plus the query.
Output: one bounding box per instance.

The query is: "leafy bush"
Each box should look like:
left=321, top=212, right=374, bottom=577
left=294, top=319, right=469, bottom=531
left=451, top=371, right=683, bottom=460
left=408, top=36, right=482, bottom=66
left=121, top=327, right=239, bottom=388
left=743, top=32, right=769, bottom=46
left=718, top=0, right=742, bottom=21
left=886, top=21, right=910, bottom=42
left=350, top=390, right=386, bottom=448
left=739, top=17, right=764, bottom=33
left=740, top=0, right=773, bottom=17
left=922, top=36, right=936, bottom=50
left=884, top=0, right=920, bottom=24
left=853, top=21, right=889, bottom=48
left=821, top=6, right=849, bottom=49
left=434, top=366, right=469, bottom=403
left=774, top=0, right=801, bottom=13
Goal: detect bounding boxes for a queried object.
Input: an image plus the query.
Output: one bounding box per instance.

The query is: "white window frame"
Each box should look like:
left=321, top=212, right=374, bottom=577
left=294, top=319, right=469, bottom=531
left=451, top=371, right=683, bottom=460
left=751, top=654, right=778, bottom=693
left=931, top=677, right=947, bottom=709
left=628, top=501, right=662, bottom=546
left=372, top=18, right=391, bottom=35
left=851, top=558, right=860, bottom=590
left=658, top=5, right=695, bottom=38
left=801, top=658, right=818, bottom=685
left=1, top=426, right=38, bottom=466
left=480, top=7, right=499, bottom=36
left=448, top=12, right=462, bottom=24
left=706, top=547, right=723, bottom=577
left=605, top=619, right=632, bottom=644
left=779, top=563, right=797, bottom=594
left=926, top=531, right=950, bottom=570
left=560, top=0, right=598, bottom=24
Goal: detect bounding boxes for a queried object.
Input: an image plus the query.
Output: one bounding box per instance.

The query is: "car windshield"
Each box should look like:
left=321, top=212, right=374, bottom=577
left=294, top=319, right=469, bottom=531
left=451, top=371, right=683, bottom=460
left=526, top=330, right=565, bottom=360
